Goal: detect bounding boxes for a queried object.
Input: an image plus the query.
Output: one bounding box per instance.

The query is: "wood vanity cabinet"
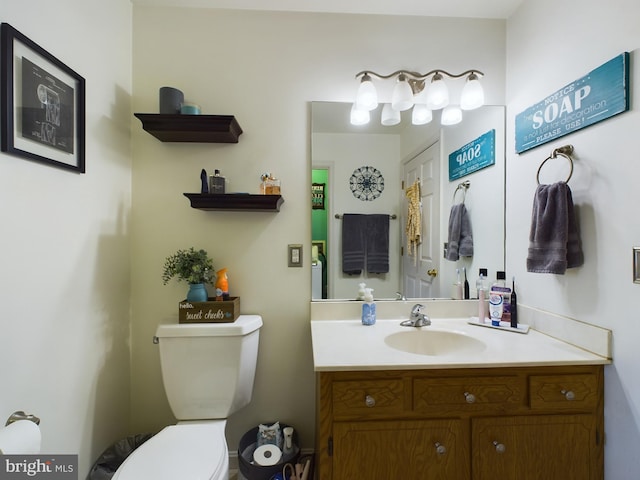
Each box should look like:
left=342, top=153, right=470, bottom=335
left=315, top=365, right=604, bottom=480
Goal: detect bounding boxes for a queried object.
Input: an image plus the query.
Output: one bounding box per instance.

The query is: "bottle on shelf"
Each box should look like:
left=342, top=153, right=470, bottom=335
left=491, top=270, right=511, bottom=324
left=476, top=268, right=488, bottom=322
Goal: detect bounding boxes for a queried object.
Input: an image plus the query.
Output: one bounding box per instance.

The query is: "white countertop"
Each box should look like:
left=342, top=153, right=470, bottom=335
left=311, top=317, right=611, bottom=372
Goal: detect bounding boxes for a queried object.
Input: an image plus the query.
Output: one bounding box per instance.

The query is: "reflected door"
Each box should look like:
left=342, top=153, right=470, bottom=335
left=402, top=142, right=441, bottom=298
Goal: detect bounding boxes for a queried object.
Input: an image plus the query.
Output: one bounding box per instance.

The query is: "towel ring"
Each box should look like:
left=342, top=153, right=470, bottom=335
left=452, top=180, right=470, bottom=204
left=536, top=145, right=574, bottom=185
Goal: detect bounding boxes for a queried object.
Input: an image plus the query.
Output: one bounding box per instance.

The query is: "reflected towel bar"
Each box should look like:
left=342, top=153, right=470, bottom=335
left=335, top=213, right=397, bottom=219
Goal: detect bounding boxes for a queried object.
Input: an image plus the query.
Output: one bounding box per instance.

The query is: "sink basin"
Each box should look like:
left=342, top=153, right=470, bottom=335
left=384, top=329, right=486, bottom=356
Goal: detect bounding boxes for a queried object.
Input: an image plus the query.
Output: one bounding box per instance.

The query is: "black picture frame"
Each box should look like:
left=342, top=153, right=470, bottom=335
left=312, top=182, right=325, bottom=210
left=1, top=23, right=85, bottom=173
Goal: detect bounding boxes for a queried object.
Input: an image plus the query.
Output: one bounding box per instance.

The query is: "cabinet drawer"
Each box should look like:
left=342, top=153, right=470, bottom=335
left=414, top=376, right=525, bottom=413
left=332, top=379, right=405, bottom=417
left=530, top=374, right=600, bottom=410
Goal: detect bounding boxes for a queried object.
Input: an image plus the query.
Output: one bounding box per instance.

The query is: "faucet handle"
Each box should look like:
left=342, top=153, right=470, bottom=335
left=411, top=304, right=425, bottom=315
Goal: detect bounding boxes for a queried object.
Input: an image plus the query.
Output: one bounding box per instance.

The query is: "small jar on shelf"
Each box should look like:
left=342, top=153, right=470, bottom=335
left=260, top=173, right=281, bottom=195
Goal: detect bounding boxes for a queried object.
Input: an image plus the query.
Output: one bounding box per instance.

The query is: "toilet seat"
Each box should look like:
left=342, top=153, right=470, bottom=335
left=112, top=420, right=228, bottom=480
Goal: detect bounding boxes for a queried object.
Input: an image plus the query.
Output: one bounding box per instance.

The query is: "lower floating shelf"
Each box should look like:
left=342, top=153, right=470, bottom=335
left=183, top=193, right=284, bottom=212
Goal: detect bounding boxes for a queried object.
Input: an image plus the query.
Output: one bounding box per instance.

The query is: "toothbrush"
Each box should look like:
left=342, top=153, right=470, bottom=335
left=463, top=267, right=470, bottom=299
left=510, top=276, right=518, bottom=328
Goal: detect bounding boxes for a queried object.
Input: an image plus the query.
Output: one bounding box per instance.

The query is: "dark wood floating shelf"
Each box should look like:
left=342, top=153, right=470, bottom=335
left=134, top=113, right=243, bottom=143
left=184, top=193, right=284, bottom=212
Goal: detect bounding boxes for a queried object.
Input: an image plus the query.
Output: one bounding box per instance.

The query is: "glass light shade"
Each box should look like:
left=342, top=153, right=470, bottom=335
left=355, top=74, right=378, bottom=111
left=441, top=105, right=463, bottom=125
left=350, top=103, right=370, bottom=125
left=391, top=75, right=414, bottom=111
left=412, top=104, right=433, bottom=125
left=381, top=103, right=401, bottom=126
left=426, top=74, right=449, bottom=110
left=460, top=74, right=484, bottom=110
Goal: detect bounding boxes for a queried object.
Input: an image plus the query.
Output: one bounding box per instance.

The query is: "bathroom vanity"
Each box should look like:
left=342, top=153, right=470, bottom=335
left=310, top=302, right=610, bottom=480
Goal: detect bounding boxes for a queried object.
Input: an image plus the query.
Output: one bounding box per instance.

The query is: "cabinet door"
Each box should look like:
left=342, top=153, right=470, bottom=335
left=332, top=419, right=468, bottom=480
left=472, top=415, right=602, bottom=480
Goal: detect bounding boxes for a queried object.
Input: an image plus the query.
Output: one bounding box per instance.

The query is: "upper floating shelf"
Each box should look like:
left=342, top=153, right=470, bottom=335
left=134, top=113, right=243, bottom=143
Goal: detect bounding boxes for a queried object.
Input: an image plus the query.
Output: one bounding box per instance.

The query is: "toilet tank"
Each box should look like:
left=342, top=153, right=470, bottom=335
left=155, top=315, right=262, bottom=420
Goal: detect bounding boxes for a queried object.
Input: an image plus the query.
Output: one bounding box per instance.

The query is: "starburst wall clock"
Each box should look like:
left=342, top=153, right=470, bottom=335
left=349, top=166, right=384, bottom=201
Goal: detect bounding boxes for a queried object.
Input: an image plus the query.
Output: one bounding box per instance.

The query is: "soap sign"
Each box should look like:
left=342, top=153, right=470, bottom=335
left=515, top=52, right=629, bottom=153
left=448, top=129, right=495, bottom=181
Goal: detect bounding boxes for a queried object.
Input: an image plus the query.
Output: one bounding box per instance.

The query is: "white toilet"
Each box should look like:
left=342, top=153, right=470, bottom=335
left=113, top=315, right=263, bottom=480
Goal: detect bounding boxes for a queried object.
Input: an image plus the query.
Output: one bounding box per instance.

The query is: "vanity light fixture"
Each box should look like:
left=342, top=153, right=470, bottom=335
left=351, top=68, right=484, bottom=127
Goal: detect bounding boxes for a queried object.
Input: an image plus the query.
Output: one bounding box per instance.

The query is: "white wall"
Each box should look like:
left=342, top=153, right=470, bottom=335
left=506, top=1, right=640, bottom=477
left=131, top=7, right=506, bottom=450
left=0, top=0, right=133, bottom=476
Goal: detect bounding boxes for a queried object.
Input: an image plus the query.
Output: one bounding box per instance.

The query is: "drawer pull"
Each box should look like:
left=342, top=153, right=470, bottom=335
left=434, top=442, right=447, bottom=455
left=493, top=441, right=506, bottom=454
left=463, top=392, right=476, bottom=404
left=364, top=395, right=376, bottom=408
left=561, top=389, right=576, bottom=401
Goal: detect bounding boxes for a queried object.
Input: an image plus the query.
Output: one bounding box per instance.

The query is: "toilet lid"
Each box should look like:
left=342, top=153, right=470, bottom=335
left=113, top=421, right=227, bottom=480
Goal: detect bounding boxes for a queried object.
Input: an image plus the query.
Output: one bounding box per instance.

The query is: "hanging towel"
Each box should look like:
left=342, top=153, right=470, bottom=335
left=366, top=214, right=390, bottom=274
left=527, top=181, right=584, bottom=274
left=342, top=214, right=366, bottom=275
left=405, top=180, right=422, bottom=260
left=446, top=203, right=474, bottom=261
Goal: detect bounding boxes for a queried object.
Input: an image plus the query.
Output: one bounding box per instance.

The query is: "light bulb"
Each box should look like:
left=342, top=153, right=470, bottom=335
left=391, top=74, right=414, bottom=112
left=441, top=105, right=462, bottom=125
left=355, top=73, right=378, bottom=111
left=381, top=103, right=400, bottom=126
left=460, top=73, right=484, bottom=110
left=412, top=104, right=433, bottom=125
left=426, top=73, right=449, bottom=110
left=350, top=103, right=370, bottom=125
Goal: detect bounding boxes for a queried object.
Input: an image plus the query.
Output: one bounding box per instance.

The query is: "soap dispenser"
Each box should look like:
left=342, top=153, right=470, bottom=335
left=361, top=288, right=376, bottom=326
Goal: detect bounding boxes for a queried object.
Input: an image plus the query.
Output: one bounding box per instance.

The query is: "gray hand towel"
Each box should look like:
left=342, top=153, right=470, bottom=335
left=341, top=214, right=365, bottom=275
left=527, top=182, right=584, bottom=274
left=366, top=214, right=390, bottom=274
left=446, top=203, right=474, bottom=261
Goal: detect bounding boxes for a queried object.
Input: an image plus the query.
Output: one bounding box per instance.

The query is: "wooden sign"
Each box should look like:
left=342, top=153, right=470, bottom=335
left=515, top=53, right=629, bottom=153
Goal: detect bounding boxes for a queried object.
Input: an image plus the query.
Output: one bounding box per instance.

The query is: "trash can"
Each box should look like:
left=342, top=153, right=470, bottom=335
left=87, top=433, right=154, bottom=480
left=238, top=424, right=299, bottom=480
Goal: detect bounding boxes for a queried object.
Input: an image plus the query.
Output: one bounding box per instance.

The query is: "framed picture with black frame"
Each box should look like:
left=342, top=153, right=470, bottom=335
left=312, top=182, right=325, bottom=209
left=1, top=23, right=85, bottom=173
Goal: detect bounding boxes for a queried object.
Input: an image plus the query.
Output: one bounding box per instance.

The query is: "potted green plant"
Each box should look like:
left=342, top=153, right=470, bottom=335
left=162, top=247, right=214, bottom=302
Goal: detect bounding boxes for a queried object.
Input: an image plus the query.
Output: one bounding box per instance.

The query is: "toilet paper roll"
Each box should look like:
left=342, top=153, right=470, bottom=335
left=0, top=420, right=41, bottom=454
left=253, top=444, right=282, bottom=466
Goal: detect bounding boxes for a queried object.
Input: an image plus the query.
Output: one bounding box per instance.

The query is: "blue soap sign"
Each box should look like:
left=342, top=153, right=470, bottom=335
left=515, top=53, right=629, bottom=153
left=449, top=129, right=495, bottom=181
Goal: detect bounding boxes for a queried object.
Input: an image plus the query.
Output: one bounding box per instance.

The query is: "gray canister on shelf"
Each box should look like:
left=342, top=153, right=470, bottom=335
left=209, top=169, right=226, bottom=194
left=159, top=86, right=184, bottom=114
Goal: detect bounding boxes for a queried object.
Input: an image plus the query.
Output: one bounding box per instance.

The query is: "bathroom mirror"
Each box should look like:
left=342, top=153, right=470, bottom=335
left=311, top=101, right=505, bottom=300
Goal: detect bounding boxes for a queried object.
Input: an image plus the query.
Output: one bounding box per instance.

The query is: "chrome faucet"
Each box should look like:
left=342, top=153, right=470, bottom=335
left=395, top=291, right=407, bottom=301
left=401, top=304, right=431, bottom=327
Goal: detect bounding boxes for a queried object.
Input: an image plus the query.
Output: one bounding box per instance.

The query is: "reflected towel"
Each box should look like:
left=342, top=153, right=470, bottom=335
left=527, top=182, right=584, bottom=274
left=446, top=203, right=474, bottom=261
left=405, top=180, right=422, bottom=259
left=342, top=214, right=365, bottom=275
left=366, top=214, right=390, bottom=274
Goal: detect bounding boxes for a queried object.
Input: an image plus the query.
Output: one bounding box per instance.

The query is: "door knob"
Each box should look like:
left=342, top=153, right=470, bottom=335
left=427, top=269, right=438, bottom=277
